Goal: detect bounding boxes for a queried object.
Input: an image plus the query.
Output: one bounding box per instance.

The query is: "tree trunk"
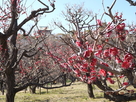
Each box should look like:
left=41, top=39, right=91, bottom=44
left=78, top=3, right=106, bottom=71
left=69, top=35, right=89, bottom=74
left=29, top=85, right=37, bottom=94
left=5, top=68, right=16, bottom=102
left=0, top=80, right=4, bottom=95
left=87, top=83, right=95, bottom=98
left=62, top=74, right=66, bottom=85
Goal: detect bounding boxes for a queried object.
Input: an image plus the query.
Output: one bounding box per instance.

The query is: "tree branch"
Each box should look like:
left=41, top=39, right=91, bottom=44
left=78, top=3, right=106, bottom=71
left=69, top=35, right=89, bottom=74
left=126, top=0, right=136, bottom=6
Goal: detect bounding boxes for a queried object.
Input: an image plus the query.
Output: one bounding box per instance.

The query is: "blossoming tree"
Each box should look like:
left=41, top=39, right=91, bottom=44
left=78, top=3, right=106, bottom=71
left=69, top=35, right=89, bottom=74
left=53, top=0, right=136, bottom=101
left=0, top=0, right=55, bottom=102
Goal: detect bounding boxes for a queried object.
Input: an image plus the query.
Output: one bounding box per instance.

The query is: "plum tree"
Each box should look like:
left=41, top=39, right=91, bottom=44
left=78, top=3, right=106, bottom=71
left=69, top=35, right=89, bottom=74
left=53, top=0, right=136, bottom=101
left=0, top=0, right=55, bottom=102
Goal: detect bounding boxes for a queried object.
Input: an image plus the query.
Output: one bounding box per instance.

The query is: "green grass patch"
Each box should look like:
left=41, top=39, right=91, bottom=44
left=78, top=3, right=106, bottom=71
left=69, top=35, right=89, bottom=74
left=0, top=82, right=136, bottom=102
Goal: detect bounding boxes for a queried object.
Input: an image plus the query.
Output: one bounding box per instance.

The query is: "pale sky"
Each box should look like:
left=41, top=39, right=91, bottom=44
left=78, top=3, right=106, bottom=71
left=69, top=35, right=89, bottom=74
left=38, top=0, right=135, bottom=34
left=1, top=0, right=136, bottom=34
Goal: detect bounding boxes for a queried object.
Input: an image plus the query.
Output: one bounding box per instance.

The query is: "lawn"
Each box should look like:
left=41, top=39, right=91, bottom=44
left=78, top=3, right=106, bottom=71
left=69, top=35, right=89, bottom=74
left=0, top=82, right=136, bottom=102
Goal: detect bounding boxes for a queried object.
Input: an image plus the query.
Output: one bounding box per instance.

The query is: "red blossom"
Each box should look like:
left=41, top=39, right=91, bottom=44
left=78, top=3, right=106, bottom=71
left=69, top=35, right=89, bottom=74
left=105, top=24, right=113, bottom=37
left=90, top=70, right=97, bottom=76
left=76, top=40, right=81, bottom=47
left=123, top=82, right=129, bottom=86
left=108, top=71, right=114, bottom=76
left=90, top=58, right=97, bottom=66
left=82, top=63, right=88, bottom=68
left=106, top=31, right=112, bottom=37
left=107, top=77, right=115, bottom=84
left=88, top=77, right=96, bottom=84
left=116, top=23, right=125, bottom=31
left=76, top=74, right=81, bottom=77
left=90, top=66, right=95, bottom=70
left=94, top=50, right=102, bottom=56
left=90, top=70, right=96, bottom=74
left=121, top=61, right=130, bottom=69
left=99, top=69, right=106, bottom=76
left=60, top=63, right=68, bottom=68
left=119, top=35, right=126, bottom=41
left=124, top=53, right=133, bottom=62
left=101, top=62, right=109, bottom=67
left=83, top=49, right=92, bottom=58
left=28, top=67, right=32, bottom=69
left=115, top=57, right=122, bottom=64
left=81, top=68, right=88, bottom=72
left=97, top=19, right=102, bottom=26
left=97, top=45, right=103, bottom=50
left=103, top=49, right=110, bottom=57
left=87, top=79, right=92, bottom=84
left=74, top=69, right=80, bottom=74
left=109, top=47, right=118, bottom=56
left=119, top=75, right=124, bottom=78
left=82, top=75, right=87, bottom=80
left=69, top=54, right=77, bottom=60
left=115, top=12, right=123, bottom=19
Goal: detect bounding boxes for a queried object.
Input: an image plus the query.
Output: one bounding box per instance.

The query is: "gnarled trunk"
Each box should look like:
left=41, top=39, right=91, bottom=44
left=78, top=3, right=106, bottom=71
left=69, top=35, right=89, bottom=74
left=5, top=68, right=16, bottom=102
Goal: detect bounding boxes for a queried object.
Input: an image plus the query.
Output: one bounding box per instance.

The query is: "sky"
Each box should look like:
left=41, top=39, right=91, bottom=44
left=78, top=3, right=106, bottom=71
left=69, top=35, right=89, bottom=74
left=1, top=0, right=136, bottom=34
left=40, top=0, right=135, bottom=34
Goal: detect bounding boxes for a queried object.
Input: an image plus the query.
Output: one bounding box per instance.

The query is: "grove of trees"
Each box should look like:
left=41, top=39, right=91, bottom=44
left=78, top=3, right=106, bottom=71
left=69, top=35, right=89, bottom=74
left=0, top=0, right=136, bottom=102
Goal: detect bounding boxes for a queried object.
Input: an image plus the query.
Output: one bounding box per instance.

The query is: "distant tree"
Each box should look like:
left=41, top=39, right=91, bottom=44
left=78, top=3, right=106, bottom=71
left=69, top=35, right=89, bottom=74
left=0, top=0, right=56, bottom=102
left=13, top=32, right=73, bottom=95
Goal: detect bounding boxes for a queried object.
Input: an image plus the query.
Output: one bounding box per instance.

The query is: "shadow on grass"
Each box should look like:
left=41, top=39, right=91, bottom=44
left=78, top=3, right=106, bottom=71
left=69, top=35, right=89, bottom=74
left=35, top=91, right=49, bottom=95
left=33, top=99, right=50, bottom=102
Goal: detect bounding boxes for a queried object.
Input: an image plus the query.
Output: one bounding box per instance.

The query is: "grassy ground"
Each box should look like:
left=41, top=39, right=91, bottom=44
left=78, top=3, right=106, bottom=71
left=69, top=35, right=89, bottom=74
left=0, top=82, right=136, bottom=102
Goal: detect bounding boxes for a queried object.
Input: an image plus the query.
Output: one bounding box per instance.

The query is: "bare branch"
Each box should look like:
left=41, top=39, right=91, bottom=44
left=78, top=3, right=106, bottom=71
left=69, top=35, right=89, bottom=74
left=105, top=0, right=117, bottom=23
left=126, top=0, right=136, bottom=6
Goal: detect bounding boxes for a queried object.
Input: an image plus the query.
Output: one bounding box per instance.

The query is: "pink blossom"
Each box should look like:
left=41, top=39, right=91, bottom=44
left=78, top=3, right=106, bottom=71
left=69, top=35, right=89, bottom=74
left=76, top=40, right=81, bottom=47
left=108, top=71, right=114, bottom=76
left=101, top=62, right=109, bottom=67
left=115, top=57, right=122, bottom=64
left=97, top=19, right=102, bottom=26
left=88, top=77, right=96, bottom=83
left=107, top=77, right=115, bottom=84
left=82, top=63, right=88, bottom=68
left=124, top=53, right=133, bottom=62
left=121, top=61, right=130, bottom=69
left=122, top=82, right=129, bottom=86
left=90, top=58, right=97, bottom=66
left=109, top=47, right=118, bottom=56
left=83, top=49, right=92, bottom=58
left=119, top=75, right=124, bottom=78
left=103, top=49, right=110, bottom=57
left=74, top=69, right=80, bottom=74
left=81, top=68, right=88, bottom=72
left=94, top=50, right=102, bottom=56
left=99, top=69, right=106, bottom=76
left=116, top=23, right=125, bottom=31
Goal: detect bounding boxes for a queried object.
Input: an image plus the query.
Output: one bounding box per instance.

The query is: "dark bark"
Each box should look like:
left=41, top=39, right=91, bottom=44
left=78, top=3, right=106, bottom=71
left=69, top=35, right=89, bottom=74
left=126, top=0, right=136, bottom=6
left=87, top=84, right=95, bottom=98
left=94, top=79, right=136, bottom=102
left=29, top=85, right=37, bottom=94
left=62, top=74, right=67, bottom=85
left=0, top=0, right=55, bottom=102
left=5, top=69, right=16, bottom=102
